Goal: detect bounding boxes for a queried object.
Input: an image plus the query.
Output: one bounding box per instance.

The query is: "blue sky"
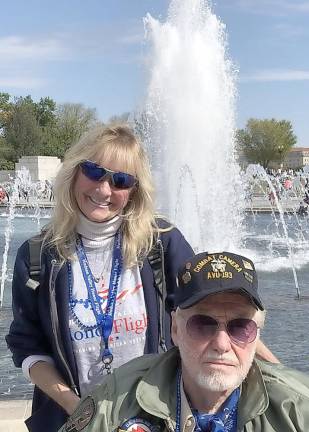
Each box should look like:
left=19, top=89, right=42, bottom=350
left=1, top=0, right=309, bottom=146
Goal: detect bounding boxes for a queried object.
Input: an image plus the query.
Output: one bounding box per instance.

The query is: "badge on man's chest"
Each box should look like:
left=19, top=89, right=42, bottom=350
left=118, top=416, right=163, bottom=431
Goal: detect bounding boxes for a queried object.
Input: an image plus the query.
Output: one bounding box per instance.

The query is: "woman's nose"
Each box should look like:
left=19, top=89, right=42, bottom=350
left=97, top=178, right=112, bottom=195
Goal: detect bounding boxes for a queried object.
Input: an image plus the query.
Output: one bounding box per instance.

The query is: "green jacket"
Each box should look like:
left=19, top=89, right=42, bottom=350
left=59, top=347, right=309, bottom=432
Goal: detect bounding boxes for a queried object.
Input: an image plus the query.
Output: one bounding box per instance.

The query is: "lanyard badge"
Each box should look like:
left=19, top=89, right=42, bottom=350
left=75, top=231, right=123, bottom=373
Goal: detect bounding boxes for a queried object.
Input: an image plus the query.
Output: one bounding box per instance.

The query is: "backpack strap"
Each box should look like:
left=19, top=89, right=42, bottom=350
left=147, top=237, right=168, bottom=353
left=25, top=235, right=44, bottom=290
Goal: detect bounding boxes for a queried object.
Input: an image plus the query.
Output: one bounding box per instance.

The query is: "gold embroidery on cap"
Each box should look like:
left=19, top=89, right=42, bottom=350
left=207, top=271, right=233, bottom=280
left=182, top=271, right=191, bottom=284
left=193, top=255, right=214, bottom=272
left=243, top=260, right=254, bottom=271
left=210, top=259, right=226, bottom=273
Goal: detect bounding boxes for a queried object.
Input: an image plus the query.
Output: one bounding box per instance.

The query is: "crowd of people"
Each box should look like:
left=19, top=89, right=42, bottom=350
left=244, top=167, right=309, bottom=215
left=5, top=123, right=309, bottom=432
left=0, top=179, right=54, bottom=205
left=266, top=168, right=309, bottom=205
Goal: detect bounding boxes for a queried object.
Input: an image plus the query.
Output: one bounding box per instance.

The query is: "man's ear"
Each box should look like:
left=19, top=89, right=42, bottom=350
left=171, top=311, right=179, bottom=347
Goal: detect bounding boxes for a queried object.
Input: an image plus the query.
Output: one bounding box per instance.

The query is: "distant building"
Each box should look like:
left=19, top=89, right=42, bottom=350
left=283, top=147, right=309, bottom=169
left=240, top=147, right=309, bottom=170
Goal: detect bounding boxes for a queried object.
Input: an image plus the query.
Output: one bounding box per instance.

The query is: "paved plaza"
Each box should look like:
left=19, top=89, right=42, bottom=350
left=0, top=400, right=31, bottom=431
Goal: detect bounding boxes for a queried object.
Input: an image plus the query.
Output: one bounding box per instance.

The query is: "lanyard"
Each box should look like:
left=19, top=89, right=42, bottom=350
left=75, top=231, right=122, bottom=373
left=175, top=369, right=239, bottom=432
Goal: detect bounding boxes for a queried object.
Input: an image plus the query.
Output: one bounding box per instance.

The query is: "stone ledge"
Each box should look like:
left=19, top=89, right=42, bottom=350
left=0, top=400, right=32, bottom=431
left=0, top=419, right=29, bottom=432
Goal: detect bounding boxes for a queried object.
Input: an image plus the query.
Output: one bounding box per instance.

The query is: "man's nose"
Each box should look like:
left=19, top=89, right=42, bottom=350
left=209, top=327, right=232, bottom=354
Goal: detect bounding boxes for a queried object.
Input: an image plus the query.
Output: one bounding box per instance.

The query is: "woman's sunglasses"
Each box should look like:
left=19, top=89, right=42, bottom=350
left=186, top=314, right=258, bottom=345
left=80, top=160, right=137, bottom=190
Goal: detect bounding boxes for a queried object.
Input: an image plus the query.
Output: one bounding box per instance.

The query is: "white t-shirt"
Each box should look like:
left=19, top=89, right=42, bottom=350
left=70, top=246, right=147, bottom=396
left=69, top=214, right=148, bottom=396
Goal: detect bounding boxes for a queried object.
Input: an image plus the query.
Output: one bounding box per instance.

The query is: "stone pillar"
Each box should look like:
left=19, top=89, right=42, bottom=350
left=15, top=156, right=62, bottom=181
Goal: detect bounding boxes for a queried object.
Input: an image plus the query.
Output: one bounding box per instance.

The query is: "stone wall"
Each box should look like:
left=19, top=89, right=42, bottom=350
left=15, top=156, right=62, bottom=182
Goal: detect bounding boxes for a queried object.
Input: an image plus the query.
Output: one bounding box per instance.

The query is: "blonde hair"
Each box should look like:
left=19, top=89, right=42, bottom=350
left=43, top=123, right=166, bottom=266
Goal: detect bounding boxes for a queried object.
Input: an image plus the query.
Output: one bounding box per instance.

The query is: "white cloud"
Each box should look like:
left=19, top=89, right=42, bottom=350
left=273, top=23, right=308, bottom=38
left=241, top=69, right=309, bottom=82
left=285, top=1, right=309, bottom=12
left=0, top=76, right=47, bottom=89
left=117, top=32, right=143, bottom=45
left=230, top=0, right=309, bottom=14
left=0, top=36, right=68, bottom=62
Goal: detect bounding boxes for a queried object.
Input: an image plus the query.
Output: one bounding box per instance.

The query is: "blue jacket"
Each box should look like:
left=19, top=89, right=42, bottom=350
left=6, top=222, right=193, bottom=432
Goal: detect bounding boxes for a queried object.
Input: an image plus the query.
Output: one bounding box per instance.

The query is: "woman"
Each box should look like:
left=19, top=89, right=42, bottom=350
left=6, top=124, right=194, bottom=432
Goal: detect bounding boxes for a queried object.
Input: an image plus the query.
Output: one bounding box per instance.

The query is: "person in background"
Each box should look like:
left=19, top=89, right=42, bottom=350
left=59, top=251, right=309, bottom=432
left=6, top=124, right=194, bottom=432
left=0, top=184, right=7, bottom=203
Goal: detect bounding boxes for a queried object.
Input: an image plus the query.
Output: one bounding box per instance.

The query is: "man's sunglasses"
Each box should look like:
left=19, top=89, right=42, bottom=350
left=186, top=314, right=258, bottom=345
left=80, top=160, right=137, bottom=190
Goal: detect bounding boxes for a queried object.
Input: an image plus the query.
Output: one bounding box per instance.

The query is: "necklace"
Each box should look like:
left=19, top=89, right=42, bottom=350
left=85, top=242, right=113, bottom=284
left=91, top=253, right=112, bottom=284
left=74, top=232, right=123, bottom=372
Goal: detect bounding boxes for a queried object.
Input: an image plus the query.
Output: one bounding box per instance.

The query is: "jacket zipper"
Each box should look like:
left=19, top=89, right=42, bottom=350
left=49, top=259, right=80, bottom=396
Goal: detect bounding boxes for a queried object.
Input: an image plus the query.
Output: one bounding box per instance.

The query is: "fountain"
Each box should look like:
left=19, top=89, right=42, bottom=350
left=0, top=168, right=53, bottom=307
left=140, top=0, right=245, bottom=252
left=136, top=0, right=309, bottom=298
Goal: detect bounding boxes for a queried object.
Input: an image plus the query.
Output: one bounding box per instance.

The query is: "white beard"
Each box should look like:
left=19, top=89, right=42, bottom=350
left=194, top=349, right=255, bottom=392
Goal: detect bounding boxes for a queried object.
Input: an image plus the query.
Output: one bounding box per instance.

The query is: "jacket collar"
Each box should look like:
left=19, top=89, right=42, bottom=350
left=135, top=348, right=269, bottom=429
left=237, top=360, right=269, bottom=429
left=136, top=349, right=179, bottom=429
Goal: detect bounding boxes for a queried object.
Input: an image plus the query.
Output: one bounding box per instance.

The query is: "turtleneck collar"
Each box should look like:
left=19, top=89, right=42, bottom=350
left=75, top=210, right=123, bottom=248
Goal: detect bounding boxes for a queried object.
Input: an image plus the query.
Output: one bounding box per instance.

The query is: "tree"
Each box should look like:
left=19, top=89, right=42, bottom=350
left=0, top=94, right=53, bottom=161
left=0, top=135, right=15, bottom=164
left=108, top=112, right=130, bottom=124
left=5, top=97, right=42, bottom=160
left=0, top=95, right=100, bottom=161
left=35, top=97, right=58, bottom=157
left=35, top=97, right=57, bottom=128
left=0, top=92, right=13, bottom=133
left=236, top=118, right=297, bottom=168
left=0, top=156, right=14, bottom=170
left=54, top=103, right=99, bottom=157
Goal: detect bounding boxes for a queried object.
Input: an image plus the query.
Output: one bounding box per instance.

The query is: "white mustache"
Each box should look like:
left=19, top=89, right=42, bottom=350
left=204, top=353, right=237, bottom=364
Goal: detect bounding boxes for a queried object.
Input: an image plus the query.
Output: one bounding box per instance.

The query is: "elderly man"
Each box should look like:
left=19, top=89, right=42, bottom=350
left=59, top=252, right=309, bottom=432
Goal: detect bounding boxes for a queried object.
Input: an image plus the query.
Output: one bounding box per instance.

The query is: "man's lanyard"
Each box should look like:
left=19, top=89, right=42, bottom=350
left=175, top=369, right=239, bottom=432
left=75, top=231, right=122, bottom=373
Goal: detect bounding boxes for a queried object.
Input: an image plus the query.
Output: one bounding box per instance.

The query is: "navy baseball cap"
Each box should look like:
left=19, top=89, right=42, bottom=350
left=175, top=251, right=264, bottom=310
